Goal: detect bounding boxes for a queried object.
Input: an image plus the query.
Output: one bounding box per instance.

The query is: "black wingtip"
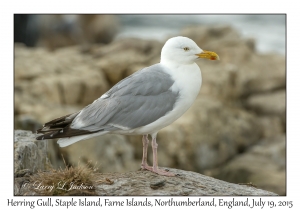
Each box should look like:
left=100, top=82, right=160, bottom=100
left=36, top=128, right=42, bottom=133
left=36, top=135, right=44, bottom=140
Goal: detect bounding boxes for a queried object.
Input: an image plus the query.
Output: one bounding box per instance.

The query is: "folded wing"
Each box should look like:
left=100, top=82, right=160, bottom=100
left=36, top=64, right=179, bottom=140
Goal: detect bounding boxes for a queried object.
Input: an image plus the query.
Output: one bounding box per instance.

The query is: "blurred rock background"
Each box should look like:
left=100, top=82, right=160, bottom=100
left=14, top=14, right=286, bottom=195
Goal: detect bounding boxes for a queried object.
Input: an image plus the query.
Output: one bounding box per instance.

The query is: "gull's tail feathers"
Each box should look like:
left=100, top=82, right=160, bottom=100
left=57, top=131, right=109, bottom=147
left=36, top=112, right=105, bottom=146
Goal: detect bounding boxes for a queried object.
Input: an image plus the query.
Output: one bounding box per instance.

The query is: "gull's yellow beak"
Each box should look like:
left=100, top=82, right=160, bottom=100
left=196, top=50, right=220, bottom=60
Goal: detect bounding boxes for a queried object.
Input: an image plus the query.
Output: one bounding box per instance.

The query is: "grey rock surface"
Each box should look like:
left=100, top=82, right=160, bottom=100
left=95, top=168, right=277, bottom=196
left=14, top=168, right=277, bottom=196
left=14, top=130, right=49, bottom=173
left=207, top=135, right=286, bottom=195
left=245, top=90, right=286, bottom=124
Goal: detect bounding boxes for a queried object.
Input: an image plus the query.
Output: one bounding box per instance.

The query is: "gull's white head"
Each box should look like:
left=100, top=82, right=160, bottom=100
left=160, top=36, right=219, bottom=65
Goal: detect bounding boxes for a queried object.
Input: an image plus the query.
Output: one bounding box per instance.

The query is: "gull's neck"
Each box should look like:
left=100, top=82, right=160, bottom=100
left=161, top=57, right=193, bottom=67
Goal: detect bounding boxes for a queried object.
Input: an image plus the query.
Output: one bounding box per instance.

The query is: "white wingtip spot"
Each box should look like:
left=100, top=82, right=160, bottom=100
left=60, top=129, right=63, bottom=133
left=100, top=94, right=109, bottom=99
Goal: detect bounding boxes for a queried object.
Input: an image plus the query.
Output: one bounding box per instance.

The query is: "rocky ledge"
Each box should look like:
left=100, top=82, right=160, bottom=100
left=14, top=130, right=276, bottom=196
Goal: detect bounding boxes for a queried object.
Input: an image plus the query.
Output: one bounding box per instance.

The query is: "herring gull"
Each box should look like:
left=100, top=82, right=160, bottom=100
left=36, top=36, right=220, bottom=176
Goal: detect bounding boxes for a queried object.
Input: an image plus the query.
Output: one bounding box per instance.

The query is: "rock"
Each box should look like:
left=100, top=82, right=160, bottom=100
left=181, top=25, right=255, bottom=65
left=94, top=168, right=276, bottom=196
left=14, top=44, right=110, bottom=125
left=36, top=15, right=119, bottom=50
left=92, top=38, right=162, bottom=85
left=14, top=168, right=277, bottom=196
left=14, top=45, right=50, bottom=81
left=237, top=54, right=285, bottom=97
left=14, top=82, right=80, bottom=126
left=207, top=135, right=286, bottom=195
left=14, top=169, right=33, bottom=178
left=29, top=68, right=108, bottom=106
left=14, top=130, right=50, bottom=173
left=245, top=90, right=286, bottom=124
left=14, top=115, right=41, bottom=133
left=14, top=176, right=32, bottom=196
left=78, top=15, right=120, bottom=45
left=15, top=44, right=110, bottom=106
left=257, top=116, right=284, bottom=138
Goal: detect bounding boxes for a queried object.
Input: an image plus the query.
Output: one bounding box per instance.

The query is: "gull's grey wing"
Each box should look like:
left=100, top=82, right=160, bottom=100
left=71, top=63, right=179, bottom=131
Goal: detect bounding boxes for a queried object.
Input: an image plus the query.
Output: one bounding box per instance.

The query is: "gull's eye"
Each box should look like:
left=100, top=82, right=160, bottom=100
left=183, top=47, right=190, bottom=51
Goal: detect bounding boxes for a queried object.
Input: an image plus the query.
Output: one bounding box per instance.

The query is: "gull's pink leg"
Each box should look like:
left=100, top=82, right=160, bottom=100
left=150, top=137, right=175, bottom=176
left=140, top=135, right=175, bottom=176
left=141, top=135, right=152, bottom=170
left=152, top=137, right=159, bottom=171
left=152, top=137, right=175, bottom=176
